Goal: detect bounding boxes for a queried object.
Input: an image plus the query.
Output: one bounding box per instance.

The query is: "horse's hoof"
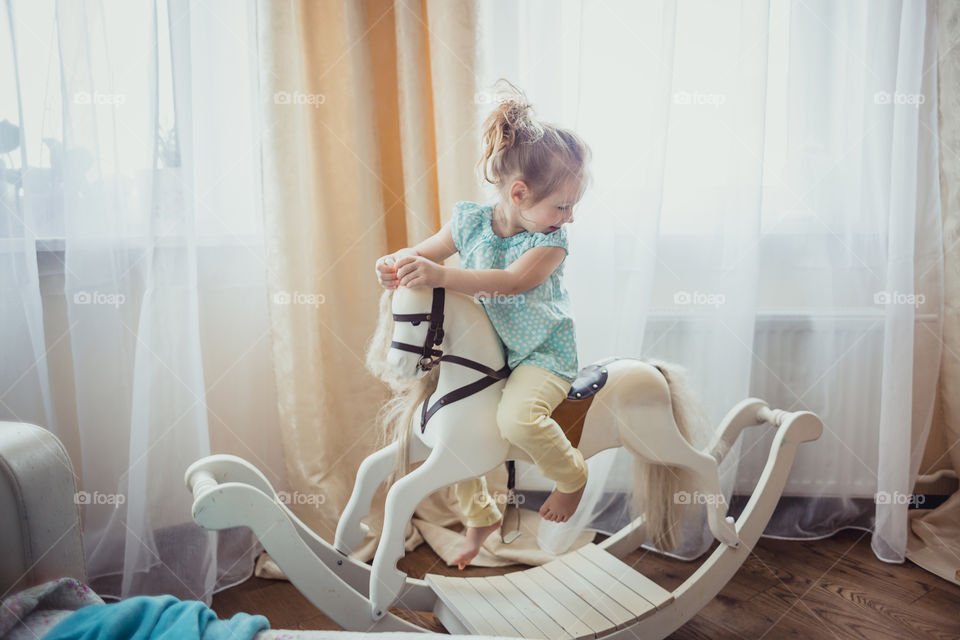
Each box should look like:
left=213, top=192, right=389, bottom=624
left=370, top=567, right=407, bottom=620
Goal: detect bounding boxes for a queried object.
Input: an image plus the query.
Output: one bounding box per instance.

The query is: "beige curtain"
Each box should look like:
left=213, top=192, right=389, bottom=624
left=254, top=0, right=590, bottom=573
left=907, top=0, right=960, bottom=588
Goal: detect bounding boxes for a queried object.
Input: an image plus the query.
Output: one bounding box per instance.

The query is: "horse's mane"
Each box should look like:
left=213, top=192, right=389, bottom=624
left=366, top=288, right=441, bottom=487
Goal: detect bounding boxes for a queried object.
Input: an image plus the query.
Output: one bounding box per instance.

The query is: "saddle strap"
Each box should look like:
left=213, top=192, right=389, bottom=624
left=420, top=365, right=512, bottom=432
left=439, top=354, right=511, bottom=380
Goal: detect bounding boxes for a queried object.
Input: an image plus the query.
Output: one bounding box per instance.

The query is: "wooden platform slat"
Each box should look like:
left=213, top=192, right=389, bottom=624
left=469, top=576, right=548, bottom=638
left=523, top=564, right=615, bottom=635
left=578, top=543, right=674, bottom=609
left=559, top=550, right=658, bottom=621
left=486, top=575, right=575, bottom=640
left=426, top=574, right=521, bottom=637
left=540, top=555, right=636, bottom=630
left=428, top=546, right=680, bottom=638
left=506, top=568, right=598, bottom=639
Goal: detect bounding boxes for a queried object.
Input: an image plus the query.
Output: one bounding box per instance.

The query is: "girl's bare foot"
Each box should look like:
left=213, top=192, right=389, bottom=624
left=453, top=520, right=502, bottom=570
left=539, top=484, right=586, bottom=522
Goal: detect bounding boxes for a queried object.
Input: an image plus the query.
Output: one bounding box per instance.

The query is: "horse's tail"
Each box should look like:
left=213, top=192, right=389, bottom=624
left=366, top=289, right=440, bottom=488
left=631, top=359, right=711, bottom=552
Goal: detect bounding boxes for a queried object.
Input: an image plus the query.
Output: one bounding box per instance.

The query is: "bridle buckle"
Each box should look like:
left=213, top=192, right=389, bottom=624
left=418, top=353, right=442, bottom=371
left=391, top=288, right=448, bottom=373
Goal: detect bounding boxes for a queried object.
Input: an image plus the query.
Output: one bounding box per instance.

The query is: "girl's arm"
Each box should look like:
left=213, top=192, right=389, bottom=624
left=397, top=247, right=566, bottom=297
left=441, top=246, right=566, bottom=297
left=409, top=222, right=458, bottom=263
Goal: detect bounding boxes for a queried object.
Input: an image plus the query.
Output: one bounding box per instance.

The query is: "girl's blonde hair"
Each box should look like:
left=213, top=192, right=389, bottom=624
left=477, top=79, right=591, bottom=205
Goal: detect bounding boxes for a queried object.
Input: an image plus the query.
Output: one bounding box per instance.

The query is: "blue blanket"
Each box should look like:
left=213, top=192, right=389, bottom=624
left=44, top=594, right=270, bottom=640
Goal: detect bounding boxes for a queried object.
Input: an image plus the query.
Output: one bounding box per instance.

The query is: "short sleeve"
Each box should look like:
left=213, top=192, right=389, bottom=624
left=449, top=201, right=483, bottom=253
left=530, top=224, right=569, bottom=255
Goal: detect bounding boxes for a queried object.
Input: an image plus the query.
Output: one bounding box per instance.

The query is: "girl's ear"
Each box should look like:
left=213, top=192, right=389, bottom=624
left=509, top=180, right=528, bottom=206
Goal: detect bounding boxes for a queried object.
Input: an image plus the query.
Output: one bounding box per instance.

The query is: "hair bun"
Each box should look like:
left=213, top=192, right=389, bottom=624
left=484, top=80, right=544, bottom=156
left=476, top=78, right=591, bottom=195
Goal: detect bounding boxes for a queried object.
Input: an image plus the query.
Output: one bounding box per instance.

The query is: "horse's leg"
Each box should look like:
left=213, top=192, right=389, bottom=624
left=706, top=397, right=769, bottom=463
left=334, top=432, right=432, bottom=556
left=620, top=404, right=739, bottom=547
left=369, top=445, right=495, bottom=619
left=679, top=451, right=739, bottom=547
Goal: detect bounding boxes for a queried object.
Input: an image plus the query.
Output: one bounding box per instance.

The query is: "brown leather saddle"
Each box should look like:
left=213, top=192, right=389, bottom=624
left=551, top=359, right=617, bottom=448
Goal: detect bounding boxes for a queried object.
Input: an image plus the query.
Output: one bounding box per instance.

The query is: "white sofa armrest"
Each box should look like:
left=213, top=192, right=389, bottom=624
left=0, top=422, right=86, bottom=595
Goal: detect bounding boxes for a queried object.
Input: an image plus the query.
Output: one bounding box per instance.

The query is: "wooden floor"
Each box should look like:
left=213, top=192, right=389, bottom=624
left=211, top=528, right=960, bottom=639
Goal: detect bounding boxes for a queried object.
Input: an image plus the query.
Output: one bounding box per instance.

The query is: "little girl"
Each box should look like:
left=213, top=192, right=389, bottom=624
left=375, top=82, right=591, bottom=570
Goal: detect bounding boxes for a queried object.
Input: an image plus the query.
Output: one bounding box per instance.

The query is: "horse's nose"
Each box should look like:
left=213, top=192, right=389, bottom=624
left=387, top=350, right=402, bottom=369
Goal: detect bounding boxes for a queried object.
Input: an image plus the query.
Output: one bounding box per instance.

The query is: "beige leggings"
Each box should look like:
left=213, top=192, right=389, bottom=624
left=453, top=364, right=589, bottom=528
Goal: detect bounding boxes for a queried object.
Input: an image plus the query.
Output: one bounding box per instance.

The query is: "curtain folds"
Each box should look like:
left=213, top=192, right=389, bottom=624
left=477, top=0, right=944, bottom=565
left=1, top=0, right=279, bottom=603
left=905, top=0, right=960, bottom=587
left=256, top=0, right=486, bottom=562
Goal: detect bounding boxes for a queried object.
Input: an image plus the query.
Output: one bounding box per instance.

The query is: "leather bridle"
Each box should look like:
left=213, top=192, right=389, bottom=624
left=390, top=287, right=512, bottom=432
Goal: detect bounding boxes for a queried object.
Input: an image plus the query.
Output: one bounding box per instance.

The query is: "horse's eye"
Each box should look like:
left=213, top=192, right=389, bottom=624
left=411, top=321, right=421, bottom=326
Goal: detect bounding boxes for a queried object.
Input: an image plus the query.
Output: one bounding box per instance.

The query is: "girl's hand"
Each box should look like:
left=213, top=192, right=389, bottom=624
left=375, top=249, right=417, bottom=289
left=375, top=254, right=400, bottom=290
left=395, top=255, right=445, bottom=288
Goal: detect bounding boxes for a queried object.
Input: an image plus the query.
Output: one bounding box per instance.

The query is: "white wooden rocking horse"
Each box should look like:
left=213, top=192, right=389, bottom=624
left=184, top=284, right=823, bottom=638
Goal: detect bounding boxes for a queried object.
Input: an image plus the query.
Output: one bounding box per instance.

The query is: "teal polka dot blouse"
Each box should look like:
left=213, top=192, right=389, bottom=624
left=449, top=201, right=579, bottom=383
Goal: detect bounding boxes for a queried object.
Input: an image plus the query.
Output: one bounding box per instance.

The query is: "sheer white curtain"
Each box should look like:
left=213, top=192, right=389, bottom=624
left=477, top=0, right=942, bottom=563
left=1, top=0, right=277, bottom=601
left=0, top=2, right=56, bottom=436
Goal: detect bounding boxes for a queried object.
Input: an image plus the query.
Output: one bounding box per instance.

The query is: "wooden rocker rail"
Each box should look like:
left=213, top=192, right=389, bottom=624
left=184, top=456, right=438, bottom=632
left=184, top=399, right=822, bottom=638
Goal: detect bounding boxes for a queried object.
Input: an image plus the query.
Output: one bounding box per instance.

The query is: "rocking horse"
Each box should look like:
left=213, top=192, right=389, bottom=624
left=185, top=284, right=823, bottom=638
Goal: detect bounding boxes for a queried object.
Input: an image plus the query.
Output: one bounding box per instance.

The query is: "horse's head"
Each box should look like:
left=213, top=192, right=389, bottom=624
left=368, top=284, right=503, bottom=388
left=385, top=285, right=447, bottom=379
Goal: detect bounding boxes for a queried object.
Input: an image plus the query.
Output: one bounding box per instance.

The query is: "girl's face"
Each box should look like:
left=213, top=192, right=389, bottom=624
left=514, top=177, right=584, bottom=235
